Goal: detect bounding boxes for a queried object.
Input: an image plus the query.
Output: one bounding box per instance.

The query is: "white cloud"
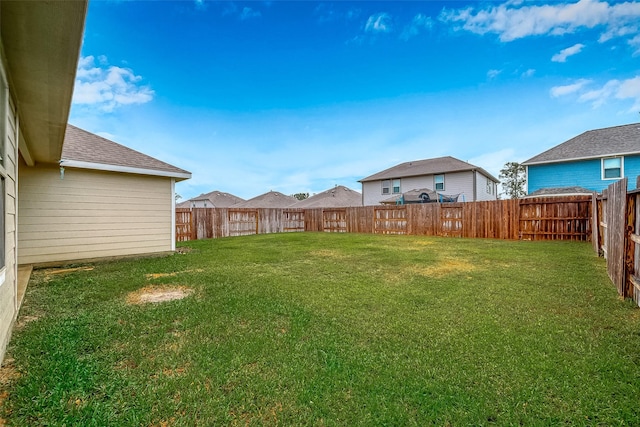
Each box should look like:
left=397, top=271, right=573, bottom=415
left=72, top=55, right=154, bottom=112
left=551, top=43, right=585, bottom=62
left=551, top=75, right=640, bottom=111
left=629, top=34, right=640, bottom=55
left=240, top=7, right=261, bottom=21
left=550, top=79, right=592, bottom=97
left=400, top=14, right=434, bottom=41
left=521, top=69, right=536, bottom=78
left=440, top=0, right=640, bottom=46
left=487, top=69, right=502, bottom=79
left=365, top=12, right=393, bottom=33
left=616, top=76, right=640, bottom=111
left=578, top=79, right=618, bottom=107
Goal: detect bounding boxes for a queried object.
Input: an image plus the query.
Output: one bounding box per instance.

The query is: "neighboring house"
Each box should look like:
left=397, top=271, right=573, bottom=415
left=234, top=191, right=297, bottom=208
left=523, top=123, right=640, bottom=194
left=359, top=156, right=499, bottom=206
left=0, top=1, right=88, bottom=362
left=18, top=124, right=191, bottom=265
left=292, top=185, right=362, bottom=208
left=180, top=190, right=244, bottom=208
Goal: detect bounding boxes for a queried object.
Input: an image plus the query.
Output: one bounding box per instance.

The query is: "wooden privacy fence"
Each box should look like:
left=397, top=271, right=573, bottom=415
left=595, top=177, right=640, bottom=306
left=176, top=196, right=593, bottom=243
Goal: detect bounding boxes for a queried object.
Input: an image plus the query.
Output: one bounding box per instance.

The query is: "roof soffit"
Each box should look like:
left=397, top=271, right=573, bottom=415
left=1, top=1, right=87, bottom=164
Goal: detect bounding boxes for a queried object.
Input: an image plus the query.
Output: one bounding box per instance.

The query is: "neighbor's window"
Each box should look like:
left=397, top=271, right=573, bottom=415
left=382, top=180, right=391, bottom=194
left=602, top=157, right=623, bottom=180
left=392, top=179, right=401, bottom=194
left=486, top=180, right=493, bottom=194
left=435, top=174, right=444, bottom=191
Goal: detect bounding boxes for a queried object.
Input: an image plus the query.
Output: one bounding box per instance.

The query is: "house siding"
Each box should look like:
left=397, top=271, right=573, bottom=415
left=0, top=58, right=19, bottom=363
left=362, top=170, right=496, bottom=205
left=475, top=172, right=498, bottom=201
left=527, top=155, right=640, bottom=194
left=18, top=163, right=173, bottom=265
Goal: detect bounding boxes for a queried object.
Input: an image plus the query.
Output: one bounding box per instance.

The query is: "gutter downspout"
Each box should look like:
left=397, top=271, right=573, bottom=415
left=472, top=169, right=477, bottom=202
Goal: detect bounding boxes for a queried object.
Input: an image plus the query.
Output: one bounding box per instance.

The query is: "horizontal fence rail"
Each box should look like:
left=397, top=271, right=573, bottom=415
left=176, top=196, right=593, bottom=243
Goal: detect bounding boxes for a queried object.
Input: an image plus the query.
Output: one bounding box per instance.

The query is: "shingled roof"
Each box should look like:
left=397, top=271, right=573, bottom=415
left=523, top=123, right=640, bottom=165
left=189, top=190, right=244, bottom=207
left=61, top=124, right=191, bottom=181
left=292, top=185, right=362, bottom=208
left=360, top=156, right=498, bottom=183
left=234, top=191, right=297, bottom=208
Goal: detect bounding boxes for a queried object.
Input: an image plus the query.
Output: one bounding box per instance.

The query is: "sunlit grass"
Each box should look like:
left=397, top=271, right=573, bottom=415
left=2, top=233, right=639, bottom=426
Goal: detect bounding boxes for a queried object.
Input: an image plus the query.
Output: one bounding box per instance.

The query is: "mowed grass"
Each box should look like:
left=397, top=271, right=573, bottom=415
left=2, top=233, right=640, bottom=426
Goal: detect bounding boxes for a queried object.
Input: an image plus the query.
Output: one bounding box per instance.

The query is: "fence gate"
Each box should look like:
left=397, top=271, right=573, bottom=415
left=175, top=209, right=194, bottom=241
left=283, top=210, right=305, bottom=232
left=374, top=207, right=407, bottom=234
left=440, top=205, right=463, bottom=237
left=229, top=210, right=258, bottom=237
left=323, top=209, right=347, bottom=232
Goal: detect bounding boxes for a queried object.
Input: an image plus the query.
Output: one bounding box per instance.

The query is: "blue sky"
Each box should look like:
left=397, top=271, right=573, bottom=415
left=69, top=0, right=640, bottom=201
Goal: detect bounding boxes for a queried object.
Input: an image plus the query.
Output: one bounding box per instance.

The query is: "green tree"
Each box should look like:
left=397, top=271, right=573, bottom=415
left=499, top=162, right=526, bottom=199
left=292, top=192, right=309, bottom=201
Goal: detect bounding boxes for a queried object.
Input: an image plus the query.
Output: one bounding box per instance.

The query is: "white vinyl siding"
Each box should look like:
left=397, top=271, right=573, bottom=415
left=18, top=163, right=173, bottom=265
left=0, top=58, right=19, bottom=362
left=475, top=173, right=498, bottom=202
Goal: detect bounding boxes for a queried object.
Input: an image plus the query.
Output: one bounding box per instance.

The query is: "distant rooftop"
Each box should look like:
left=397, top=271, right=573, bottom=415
left=360, top=156, right=498, bottom=183
left=234, top=191, right=297, bottom=208
left=293, top=185, right=362, bottom=208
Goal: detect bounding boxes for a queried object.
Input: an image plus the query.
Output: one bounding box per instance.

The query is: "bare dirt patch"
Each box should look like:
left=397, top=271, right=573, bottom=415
left=14, top=315, right=41, bottom=331
left=0, top=358, right=19, bottom=426
left=144, top=269, right=203, bottom=280
left=0, top=359, right=19, bottom=387
left=126, top=286, right=194, bottom=305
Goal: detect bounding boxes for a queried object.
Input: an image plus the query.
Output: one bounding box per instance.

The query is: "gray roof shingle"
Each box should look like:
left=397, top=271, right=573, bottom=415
left=62, top=124, right=191, bottom=180
left=189, top=190, right=245, bottom=207
left=526, top=186, right=594, bottom=197
left=359, top=156, right=498, bottom=183
left=523, top=122, right=640, bottom=165
left=234, top=191, right=297, bottom=208
left=292, top=185, right=362, bottom=208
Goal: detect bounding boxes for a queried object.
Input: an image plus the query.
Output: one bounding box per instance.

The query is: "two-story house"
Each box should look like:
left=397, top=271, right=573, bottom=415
left=523, top=123, right=640, bottom=194
left=359, top=156, right=499, bottom=206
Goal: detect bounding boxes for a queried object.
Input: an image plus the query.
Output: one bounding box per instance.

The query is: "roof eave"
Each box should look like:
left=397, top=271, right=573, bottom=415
left=523, top=150, right=640, bottom=166
left=2, top=1, right=88, bottom=164
left=361, top=167, right=499, bottom=183
left=59, top=159, right=192, bottom=181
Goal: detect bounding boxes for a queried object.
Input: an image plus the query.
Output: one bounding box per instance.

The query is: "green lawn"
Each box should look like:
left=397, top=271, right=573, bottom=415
left=2, top=233, right=639, bottom=426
